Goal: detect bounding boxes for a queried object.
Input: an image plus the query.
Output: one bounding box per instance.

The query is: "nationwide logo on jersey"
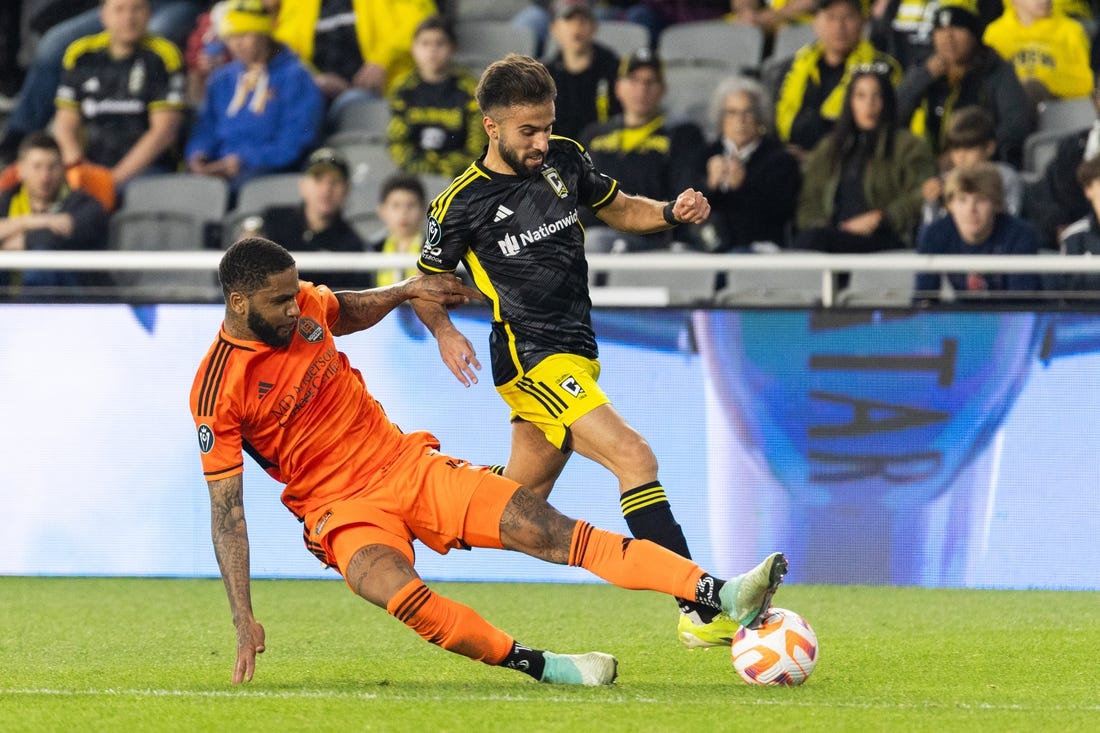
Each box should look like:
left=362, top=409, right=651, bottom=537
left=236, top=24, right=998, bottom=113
left=495, top=210, right=580, bottom=256
left=297, top=317, right=324, bottom=343
left=542, top=166, right=569, bottom=198
left=493, top=204, right=514, bottom=222
left=558, top=374, right=585, bottom=398
left=258, top=380, right=274, bottom=399
left=197, top=424, right=215, bottom=454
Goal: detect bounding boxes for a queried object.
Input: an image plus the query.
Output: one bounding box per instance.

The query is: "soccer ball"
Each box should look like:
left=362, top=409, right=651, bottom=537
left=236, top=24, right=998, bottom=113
left=730, top=607, right=818, bottom=686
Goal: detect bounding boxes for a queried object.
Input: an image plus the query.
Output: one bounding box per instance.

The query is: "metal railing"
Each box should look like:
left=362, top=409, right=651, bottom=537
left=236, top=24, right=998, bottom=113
left=3, top=250, right=1099, bottom=306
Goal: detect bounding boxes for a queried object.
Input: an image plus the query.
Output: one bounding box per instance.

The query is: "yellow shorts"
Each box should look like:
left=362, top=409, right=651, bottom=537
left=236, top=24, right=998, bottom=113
left=496, top=353, right=610, bottom=451
left=301, top=443, right=520, bottom=577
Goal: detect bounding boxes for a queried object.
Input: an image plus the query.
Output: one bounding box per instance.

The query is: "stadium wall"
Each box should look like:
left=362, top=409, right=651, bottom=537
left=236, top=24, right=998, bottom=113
left=4, top=303, right=1099, bottom=589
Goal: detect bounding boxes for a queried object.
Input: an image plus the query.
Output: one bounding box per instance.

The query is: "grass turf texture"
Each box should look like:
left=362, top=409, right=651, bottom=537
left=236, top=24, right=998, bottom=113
left=2, top=577, right=1097, bottom=732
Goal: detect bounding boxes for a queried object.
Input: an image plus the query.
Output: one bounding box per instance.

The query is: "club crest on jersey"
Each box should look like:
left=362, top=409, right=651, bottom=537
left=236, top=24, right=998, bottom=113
left=558, top=374, right=585, bottom=398
left=297, top=317, right=324, bottom=342
left=542, top=166, right=569, bottom=198
left=197, top=424, right=215, bottom=453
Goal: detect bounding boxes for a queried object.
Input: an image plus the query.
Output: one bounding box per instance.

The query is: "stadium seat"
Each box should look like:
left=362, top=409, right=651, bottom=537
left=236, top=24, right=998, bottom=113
left=120, top=172, right=229, bottom=221
left=107, top=173, right=229, bottom=300
left=716, top=262, right=823, bottom=306
left=834, top=250, right=916, bottom=307
left=233, top=173, right=303, bottom=215
left=544, top=19, right=649, bottom=59
left=662, top=66, right=722, bottom=130
left=602, top=252, right=721, bottom=304
left=769, top=22, right=815, bottom=63
left=222, top=173, right=304, bottom=246
left=330, top=96, right=391, bottom=141
left=329, top=140, right=399, bottom=206
left=454, top=19, right=535, bottom=71
left=1036, top=97, right=1095, bottom=134
left=658, top=21, right=764, bottom=73
left=1023, top=126, right=1087, bottom=174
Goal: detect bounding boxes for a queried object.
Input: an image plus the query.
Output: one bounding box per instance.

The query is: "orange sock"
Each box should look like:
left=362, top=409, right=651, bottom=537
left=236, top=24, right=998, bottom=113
left=568, top=520, right=706, bottom=600
left=387, top=579, right=514, bottom=665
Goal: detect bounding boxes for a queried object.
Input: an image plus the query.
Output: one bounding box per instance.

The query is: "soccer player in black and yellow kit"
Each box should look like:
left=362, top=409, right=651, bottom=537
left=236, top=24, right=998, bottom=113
left=414, top=54, right=784, bottom=648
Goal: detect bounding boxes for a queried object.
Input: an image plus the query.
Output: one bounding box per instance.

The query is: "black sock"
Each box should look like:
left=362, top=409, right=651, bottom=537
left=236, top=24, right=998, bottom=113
left=694, top=574, right=726, bottom=612
left=487, top=464, right=505, bottom=475
left=498, top=641, right=545, bottom=681
left=620, top=482, right=716, bottom=622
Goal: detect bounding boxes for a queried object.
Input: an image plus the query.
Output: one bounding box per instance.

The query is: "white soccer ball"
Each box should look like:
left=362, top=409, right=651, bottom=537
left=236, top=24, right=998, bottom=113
left=730, top=607, right=818, bottom=686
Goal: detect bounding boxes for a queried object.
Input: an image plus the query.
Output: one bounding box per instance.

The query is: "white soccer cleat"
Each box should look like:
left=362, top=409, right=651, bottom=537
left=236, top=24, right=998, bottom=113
left=720, top=552, right=788, bottom=628
left=540, top=651, right=619, bottom=686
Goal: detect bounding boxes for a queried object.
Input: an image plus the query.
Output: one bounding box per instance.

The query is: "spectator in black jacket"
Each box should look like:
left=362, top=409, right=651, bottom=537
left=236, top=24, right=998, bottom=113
left=580, top=48, right=707, bottom=251
left=542, top=0, right=622, bottom=141
left=895, top=0, right=1030, bottom=168
left=701, top=75, right=802, bottom=251
left=1024, top=80, right=1100, bottom=250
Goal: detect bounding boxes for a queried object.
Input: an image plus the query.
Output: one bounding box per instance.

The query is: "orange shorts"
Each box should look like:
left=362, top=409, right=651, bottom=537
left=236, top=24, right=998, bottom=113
left=300, top=441, right=520, bottom=577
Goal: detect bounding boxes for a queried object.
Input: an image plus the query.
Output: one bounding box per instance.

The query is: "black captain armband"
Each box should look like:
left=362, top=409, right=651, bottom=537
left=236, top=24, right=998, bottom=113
left=662, top=201, right=680, bottom=226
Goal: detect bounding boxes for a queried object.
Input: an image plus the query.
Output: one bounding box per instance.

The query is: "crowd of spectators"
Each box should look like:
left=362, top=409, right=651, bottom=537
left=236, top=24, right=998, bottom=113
left=2, top=0, right=1100, bottom=302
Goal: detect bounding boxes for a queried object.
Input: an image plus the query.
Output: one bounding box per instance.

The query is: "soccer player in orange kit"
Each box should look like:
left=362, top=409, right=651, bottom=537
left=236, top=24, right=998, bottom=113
left=190, top=236, right=786, bottom=686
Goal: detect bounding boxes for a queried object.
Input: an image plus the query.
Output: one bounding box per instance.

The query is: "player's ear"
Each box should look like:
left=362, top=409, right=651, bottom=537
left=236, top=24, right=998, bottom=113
left=483, top=115, right=497, bottom=140
left=228, top=290, right=249, bottom=316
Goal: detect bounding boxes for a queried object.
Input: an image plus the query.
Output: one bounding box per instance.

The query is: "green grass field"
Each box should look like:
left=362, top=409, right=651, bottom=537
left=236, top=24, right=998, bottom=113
left=2, top=577, right=1097, bottom=732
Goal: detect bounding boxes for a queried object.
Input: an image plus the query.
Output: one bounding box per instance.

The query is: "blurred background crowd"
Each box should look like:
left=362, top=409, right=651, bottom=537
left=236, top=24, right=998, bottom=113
left=3, top=0, right=1100, bottom=303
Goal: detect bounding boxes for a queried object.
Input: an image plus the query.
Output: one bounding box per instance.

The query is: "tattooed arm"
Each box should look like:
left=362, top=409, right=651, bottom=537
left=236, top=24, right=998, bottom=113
left=331, top=274, right=482, bottom=336
left=208, top=475, right=265, bottom=684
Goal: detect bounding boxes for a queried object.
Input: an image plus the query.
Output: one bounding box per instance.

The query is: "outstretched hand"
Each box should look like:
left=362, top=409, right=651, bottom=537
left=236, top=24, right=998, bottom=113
left=232, top=618, right=266, bottom=684
left=410, top=274, right=485, bottom=308
left=671, top=189, right=711, bottom=225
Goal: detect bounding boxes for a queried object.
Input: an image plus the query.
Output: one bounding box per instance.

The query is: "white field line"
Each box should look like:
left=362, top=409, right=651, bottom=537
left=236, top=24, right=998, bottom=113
left=3, top=689, right=1100, bottom=711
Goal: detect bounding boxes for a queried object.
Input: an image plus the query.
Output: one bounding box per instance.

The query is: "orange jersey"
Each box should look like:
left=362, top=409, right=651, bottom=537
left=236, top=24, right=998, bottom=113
left=189, top=282, right=432, bottom=518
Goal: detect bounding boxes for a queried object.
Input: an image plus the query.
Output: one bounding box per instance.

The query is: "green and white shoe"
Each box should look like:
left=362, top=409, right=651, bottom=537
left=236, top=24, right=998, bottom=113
left=720, top=552, right=788, bottom=629
left=540, top=651, right=619, bottom=686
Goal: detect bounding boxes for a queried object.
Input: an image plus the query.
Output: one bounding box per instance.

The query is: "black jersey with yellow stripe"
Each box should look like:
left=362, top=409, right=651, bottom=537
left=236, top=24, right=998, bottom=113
left=418, top=136, right=619, bottom=386
left=56, top=32, right=185, bottom=168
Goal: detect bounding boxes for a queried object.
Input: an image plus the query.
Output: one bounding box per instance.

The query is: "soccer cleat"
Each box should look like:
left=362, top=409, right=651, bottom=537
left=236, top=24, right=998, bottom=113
left=540, top=651, right=618, bottom=686
left=719, top=552, right=788, bottom=629
left=677, top=611, right=740, bottom=649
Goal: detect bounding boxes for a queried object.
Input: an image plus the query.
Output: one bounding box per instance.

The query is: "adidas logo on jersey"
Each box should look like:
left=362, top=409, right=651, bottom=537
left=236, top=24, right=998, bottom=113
left=493, top=204, right=514, bottom=222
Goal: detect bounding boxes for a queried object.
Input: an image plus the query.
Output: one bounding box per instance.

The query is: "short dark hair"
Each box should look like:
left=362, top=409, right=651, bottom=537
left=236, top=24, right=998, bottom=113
left=945, top=106, right=996, bottom=150
left=17, top=131, right=62, bottom=160
left=219, top=237, right=296, bottom=298
left=944, top=162, right=1005, bottom=212
left=414, top=14, right=456, bottom=44
left=1077, top=156, right=1100, bottom=188
left=475, top=53, right=556, bottom=115
left=379, top=173, right=427, bottom=205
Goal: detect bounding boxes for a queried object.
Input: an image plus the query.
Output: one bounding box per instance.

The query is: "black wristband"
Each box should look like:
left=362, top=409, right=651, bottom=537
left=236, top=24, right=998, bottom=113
left=662, top=201, right=679, bottom=226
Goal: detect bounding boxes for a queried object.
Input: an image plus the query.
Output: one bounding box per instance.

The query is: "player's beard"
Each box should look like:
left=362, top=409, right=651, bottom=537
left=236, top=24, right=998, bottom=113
left=498, top=136, right=543, bottom=178
left=248, top=309, right=294, bottom=348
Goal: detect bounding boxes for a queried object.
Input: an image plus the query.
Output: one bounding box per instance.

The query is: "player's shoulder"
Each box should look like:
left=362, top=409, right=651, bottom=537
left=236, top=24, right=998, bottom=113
left=62, top=32, right=110, bottom=69
left=429, top=163, right=491, bottom=216
left=139, top=35, right=183, bottom=71
left=550, top=135, right=587, bottom=155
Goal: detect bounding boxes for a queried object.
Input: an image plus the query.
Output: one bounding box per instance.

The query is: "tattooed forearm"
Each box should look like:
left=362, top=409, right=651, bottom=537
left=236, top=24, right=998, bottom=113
left=332, top=286, right=409, bottom=335
left=498, top=487, right=575, bottom=564
left=208, top=477, right=254, bottom=623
